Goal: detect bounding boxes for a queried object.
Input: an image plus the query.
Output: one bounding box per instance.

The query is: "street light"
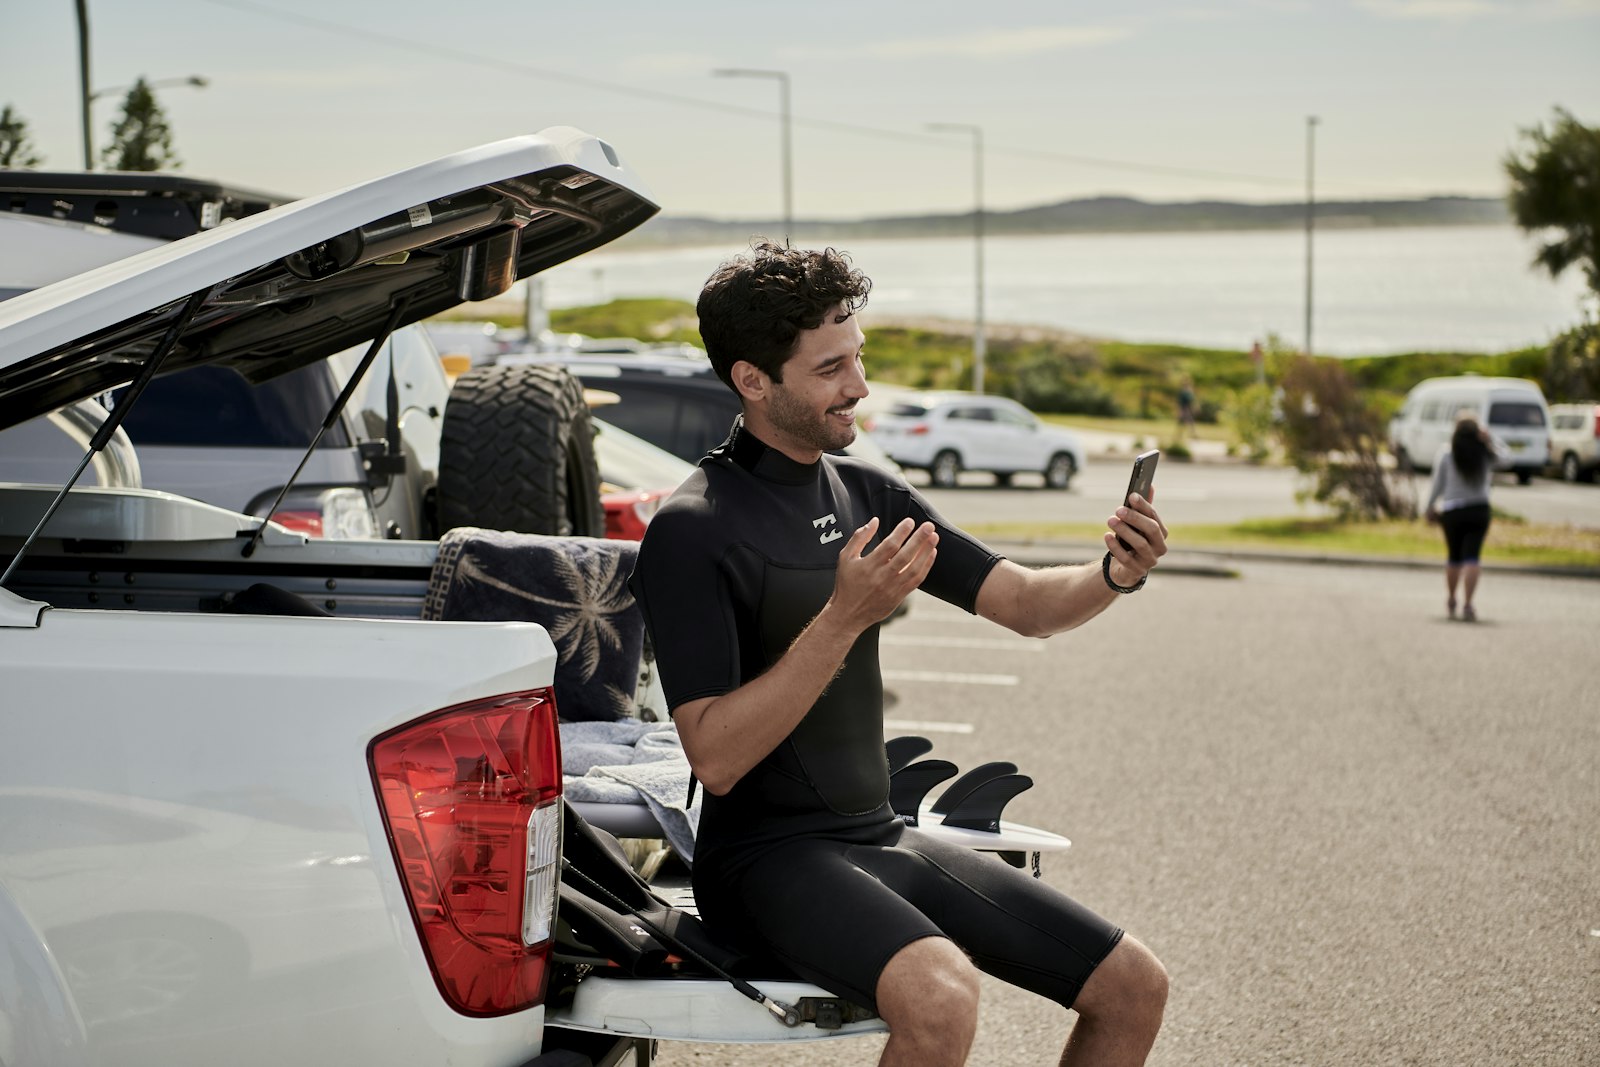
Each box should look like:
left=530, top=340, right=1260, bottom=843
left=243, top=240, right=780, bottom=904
left=928, top=122, right=986, bottom=395
left=712, top=68, right=792, bottom=237
left=1304, top=115, right=1319, bottom=357
left=84, top=74, right=209, bottom=169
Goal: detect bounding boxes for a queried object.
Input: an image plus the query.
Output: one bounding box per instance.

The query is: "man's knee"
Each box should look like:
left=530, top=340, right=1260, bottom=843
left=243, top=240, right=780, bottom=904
left=1076, top=935, right=1168, bottom=1026
left=875, top=936, right=980, bottom=1039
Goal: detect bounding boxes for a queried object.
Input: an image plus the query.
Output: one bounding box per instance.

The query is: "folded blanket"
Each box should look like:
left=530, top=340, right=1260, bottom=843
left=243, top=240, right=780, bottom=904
left=562, top=720, right=700, bottom=861
left=424, top=527, right=644, bottom=722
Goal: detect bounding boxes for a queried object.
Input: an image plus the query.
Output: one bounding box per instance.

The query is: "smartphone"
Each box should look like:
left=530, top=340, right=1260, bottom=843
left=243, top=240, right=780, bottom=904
left=1117, top=449, right=1160, bottom=550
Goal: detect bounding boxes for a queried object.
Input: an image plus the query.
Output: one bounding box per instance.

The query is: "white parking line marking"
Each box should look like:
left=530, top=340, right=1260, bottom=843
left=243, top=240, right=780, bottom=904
left=885, top=718, right=977, bottom=735
left=882, top=669, right=1020, bottom=686
left=882, top=635, right=1043, bottom=653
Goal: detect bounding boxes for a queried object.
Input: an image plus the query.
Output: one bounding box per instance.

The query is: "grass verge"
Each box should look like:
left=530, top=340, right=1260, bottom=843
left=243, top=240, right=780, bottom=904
left=963, top=516, right=1600, bottom=570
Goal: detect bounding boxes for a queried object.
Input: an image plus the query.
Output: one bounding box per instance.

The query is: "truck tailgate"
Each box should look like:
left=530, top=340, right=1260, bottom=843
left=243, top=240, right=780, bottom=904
left=0, top=607, right=559, bottom=1067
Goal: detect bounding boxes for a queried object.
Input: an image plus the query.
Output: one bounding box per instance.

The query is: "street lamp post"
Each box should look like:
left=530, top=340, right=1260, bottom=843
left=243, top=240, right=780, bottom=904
left=928, top=122, right=986, bottom=394
left=712, top=68, right=792, bottom=238
left=1304, top=115, right=1319, bottom=357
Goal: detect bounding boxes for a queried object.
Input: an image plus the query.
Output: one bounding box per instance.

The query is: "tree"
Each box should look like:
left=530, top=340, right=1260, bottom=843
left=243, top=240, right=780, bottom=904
left=100, top=77, right=180, bottom=171
left=1277, top=355, right=1414, bottom=521
left=1505, top=109, right=1600, bottom=401
left=0, top=104, right=43, bottom=168
left=1504, top=108, right=1600, bottom=299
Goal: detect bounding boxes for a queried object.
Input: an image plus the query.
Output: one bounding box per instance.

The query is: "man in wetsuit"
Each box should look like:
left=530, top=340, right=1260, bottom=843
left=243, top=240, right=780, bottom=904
left=629, top=242, right=1169, bottom=1067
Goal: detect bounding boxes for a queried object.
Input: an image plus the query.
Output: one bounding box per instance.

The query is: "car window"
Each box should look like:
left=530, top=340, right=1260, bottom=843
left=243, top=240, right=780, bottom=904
left=111, top=363, right=350, bottom=449
left=888, top=403, right=928, bottom=417
left=992, top=406, right=1034, bottom=428
left=1487, top=401, right=1546, bottom=428
left=592, top=380, right=739, bottom=463
left=1419, top=400, right=1441, bottom=421
left=947, top=407, right=994, bottom=422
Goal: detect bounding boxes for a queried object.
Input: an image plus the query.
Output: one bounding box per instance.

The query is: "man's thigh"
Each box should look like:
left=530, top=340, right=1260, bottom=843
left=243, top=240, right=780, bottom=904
left=884, top=827, right=1124, bottom=1009
left=704, top=836, right=948, bottom=1011
left=701, top=828, right=1122, bottom=1011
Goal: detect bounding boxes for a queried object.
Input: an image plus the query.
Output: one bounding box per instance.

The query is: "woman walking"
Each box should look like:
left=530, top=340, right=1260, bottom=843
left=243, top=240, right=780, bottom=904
left=1424, top=414, right=1504, bottom=621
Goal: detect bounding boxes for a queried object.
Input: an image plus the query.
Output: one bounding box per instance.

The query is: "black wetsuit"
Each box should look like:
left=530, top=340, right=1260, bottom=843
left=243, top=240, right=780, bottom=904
left=629, top=421, right=1121, bottom=1011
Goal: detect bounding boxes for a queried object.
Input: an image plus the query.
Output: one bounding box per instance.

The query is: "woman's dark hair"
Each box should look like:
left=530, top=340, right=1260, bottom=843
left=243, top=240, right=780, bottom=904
left=696, top=240, right=871, bottom=389
left=1451, top=415, right=1489, bottom=482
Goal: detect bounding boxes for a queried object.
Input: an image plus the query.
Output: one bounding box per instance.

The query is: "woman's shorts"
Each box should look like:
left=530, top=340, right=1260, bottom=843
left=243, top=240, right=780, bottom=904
left=1440, top=502, right=1491, bottom=564
left=692, top=819, right=1124, bottom=1013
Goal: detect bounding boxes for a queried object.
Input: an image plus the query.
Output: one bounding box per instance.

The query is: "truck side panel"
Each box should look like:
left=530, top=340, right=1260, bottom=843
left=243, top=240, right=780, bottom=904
left=0, top=609, right=559, bottom=1067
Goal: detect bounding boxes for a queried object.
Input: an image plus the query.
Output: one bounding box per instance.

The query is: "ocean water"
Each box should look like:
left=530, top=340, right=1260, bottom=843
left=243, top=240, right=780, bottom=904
left=537, top=225, right=1592, bottom=356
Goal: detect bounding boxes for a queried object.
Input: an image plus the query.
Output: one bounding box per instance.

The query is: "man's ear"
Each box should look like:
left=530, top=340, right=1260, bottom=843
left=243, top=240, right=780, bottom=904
left=730, top=360, right=770, bottom=405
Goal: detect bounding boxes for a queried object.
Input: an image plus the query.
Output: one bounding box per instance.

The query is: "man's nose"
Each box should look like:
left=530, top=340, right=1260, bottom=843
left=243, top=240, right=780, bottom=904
left=845, top=360, right=869, bottom=398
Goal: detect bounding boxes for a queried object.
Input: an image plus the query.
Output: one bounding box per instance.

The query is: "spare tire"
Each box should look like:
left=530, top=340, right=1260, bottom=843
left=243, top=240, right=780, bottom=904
left=436, top=364, right=605, bottom=537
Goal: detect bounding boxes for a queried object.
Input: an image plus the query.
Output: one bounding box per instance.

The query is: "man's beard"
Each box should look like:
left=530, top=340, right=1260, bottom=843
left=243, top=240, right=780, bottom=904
left=768, top=383, right=857, bottom=454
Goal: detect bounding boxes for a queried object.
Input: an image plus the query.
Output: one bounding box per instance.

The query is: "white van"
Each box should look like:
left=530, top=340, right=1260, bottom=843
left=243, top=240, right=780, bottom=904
left=1388, top=376, right=1551, bottom=484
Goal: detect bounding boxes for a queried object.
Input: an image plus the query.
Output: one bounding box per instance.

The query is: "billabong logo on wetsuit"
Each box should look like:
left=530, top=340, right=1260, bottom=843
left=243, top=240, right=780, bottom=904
left=812, top=513, right=843, bottom=544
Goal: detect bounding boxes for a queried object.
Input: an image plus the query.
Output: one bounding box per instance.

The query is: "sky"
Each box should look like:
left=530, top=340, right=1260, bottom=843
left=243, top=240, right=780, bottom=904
left=3, top=0, right=1598, bottom=222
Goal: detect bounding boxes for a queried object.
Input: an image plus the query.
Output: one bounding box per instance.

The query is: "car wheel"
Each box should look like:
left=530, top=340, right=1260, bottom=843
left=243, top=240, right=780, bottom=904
left=1561, top=452, right=1581, bottom=483
left=1515, top=468, right=1533, bottom=486
left=436, top=364, right=605, bottom=537
left=930, top=450, right=962, bottom=489
left=1044, top=452, right=1076, bottom=490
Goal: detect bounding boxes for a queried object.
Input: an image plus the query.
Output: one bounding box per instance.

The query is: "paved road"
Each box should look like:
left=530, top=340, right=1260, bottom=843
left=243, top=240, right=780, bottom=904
left=904, top=459, right=1600, bottom=531
left=655, top=560, right=1597, bottom=1066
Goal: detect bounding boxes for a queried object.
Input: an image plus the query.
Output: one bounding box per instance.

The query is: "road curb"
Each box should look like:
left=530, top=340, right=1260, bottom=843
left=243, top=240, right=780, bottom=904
left=988, top=539, right=1600, bottom=581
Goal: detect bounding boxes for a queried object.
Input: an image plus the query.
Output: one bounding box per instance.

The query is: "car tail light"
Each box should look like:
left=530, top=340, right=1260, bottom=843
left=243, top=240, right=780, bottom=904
left=1592, top=406, right=1600, bottom=438
left=601, top=488, right=667, bottom=541
left=266, top=488, right=378, bottom=540
left=370, top=689, right=563, bottom=1016
left=907, top=423, right=930, bottom=436
left=269, top=509, right=325, bottom=537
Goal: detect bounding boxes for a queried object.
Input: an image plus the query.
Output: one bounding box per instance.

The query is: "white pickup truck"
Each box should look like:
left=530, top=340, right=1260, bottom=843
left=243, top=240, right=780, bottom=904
left=0, top=128, right=1067, bottom=1067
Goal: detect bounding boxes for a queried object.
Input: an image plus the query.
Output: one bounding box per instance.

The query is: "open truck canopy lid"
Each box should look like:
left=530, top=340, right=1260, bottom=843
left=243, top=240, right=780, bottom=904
left=0, top=126, right=657, bottom=431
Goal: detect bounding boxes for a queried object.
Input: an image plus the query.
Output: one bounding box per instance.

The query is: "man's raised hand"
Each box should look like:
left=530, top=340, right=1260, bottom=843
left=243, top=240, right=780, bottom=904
left=830, top=516, right=939, bottom=632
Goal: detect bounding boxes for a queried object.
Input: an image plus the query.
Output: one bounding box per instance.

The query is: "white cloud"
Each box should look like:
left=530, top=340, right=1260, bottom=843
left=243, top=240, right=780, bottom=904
left=789, top=24, right=1133, bottom=62
left=1354, top=0, right=1498, bottom=19
left=1355, top=0, right=1600, bottom=18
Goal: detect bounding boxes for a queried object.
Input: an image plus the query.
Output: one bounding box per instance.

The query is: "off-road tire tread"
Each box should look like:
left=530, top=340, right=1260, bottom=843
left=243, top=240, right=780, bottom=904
left=436, top=365, right=604, bottom=537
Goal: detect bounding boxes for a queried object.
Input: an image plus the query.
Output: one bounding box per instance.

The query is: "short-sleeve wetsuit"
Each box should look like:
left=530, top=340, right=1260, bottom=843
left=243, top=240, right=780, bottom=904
left=629, top=420, right=1122, bottom=1011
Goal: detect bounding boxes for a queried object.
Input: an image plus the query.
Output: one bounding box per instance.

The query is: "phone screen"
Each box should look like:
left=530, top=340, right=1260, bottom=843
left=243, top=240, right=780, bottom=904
left=1117, top=449, right=1160, bottom=550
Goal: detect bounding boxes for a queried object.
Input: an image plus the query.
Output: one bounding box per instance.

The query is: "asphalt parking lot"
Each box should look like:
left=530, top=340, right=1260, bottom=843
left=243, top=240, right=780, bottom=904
left=657, top=556, right=1598, bottom=1066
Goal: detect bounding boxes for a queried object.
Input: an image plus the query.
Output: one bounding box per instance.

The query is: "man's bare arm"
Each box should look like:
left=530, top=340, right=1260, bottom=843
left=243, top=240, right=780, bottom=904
left=975, top=492, right=1168, bottom=638
left=674, top=516, right=939, bottom=796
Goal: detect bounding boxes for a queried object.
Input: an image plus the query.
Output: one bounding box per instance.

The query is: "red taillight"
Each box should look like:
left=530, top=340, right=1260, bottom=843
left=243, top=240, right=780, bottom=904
left=370, top=689, right=562, bottom=1016
left=601, top=488, right=667, bottom=541
left=1592, top=406, right=1600, bottom=438
left=270, top=509, right=325, bottom=537
left=907, top=423, right=930, bottom=436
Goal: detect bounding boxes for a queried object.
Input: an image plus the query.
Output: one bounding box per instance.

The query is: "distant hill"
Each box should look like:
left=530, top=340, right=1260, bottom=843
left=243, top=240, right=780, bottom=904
left=616, top=194, right=1510, bottom=247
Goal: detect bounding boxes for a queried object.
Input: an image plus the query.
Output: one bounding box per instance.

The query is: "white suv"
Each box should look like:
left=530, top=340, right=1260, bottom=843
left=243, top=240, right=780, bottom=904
left=1549, top=402, right=1600, bottom=483
left=866, top=391, right=1086, bottom=489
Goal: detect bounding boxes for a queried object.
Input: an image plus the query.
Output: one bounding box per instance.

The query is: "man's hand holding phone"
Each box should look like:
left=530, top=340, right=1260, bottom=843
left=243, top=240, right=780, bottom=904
left=1105, top=449, right=1168, bottom=589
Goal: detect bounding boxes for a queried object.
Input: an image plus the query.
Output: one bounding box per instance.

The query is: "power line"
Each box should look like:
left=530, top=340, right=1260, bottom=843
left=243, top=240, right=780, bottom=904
left=196, top=0, right=1431, bottom=198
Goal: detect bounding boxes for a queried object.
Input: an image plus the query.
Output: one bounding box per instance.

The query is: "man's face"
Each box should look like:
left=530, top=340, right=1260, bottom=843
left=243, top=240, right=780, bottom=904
left=765, top=307, right=869, bottom=457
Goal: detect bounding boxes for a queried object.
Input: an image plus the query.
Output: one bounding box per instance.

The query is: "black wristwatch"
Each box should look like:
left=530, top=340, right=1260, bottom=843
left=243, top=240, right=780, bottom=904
left=1102, top=551, right=1147, bottom=594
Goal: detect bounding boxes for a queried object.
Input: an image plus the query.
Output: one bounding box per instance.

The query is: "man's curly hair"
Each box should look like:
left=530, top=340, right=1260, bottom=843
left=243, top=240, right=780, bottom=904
left=696, top=240, right=872, bottom=389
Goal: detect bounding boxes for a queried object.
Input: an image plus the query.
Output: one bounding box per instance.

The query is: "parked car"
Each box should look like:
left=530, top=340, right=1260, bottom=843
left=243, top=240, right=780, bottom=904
left=1388, top=375, right=1551, bottom=484
left=0, top=175, right=601, bottom=540
left=591, top=415, right=696, bottom=540
left=503, top=349, right=900, bottom=472
left=0, top=126, right=670, bottom=1067
left=865, top=391, right=1086, bottom=489
left=1548, top=402, right=1600, bottom=483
